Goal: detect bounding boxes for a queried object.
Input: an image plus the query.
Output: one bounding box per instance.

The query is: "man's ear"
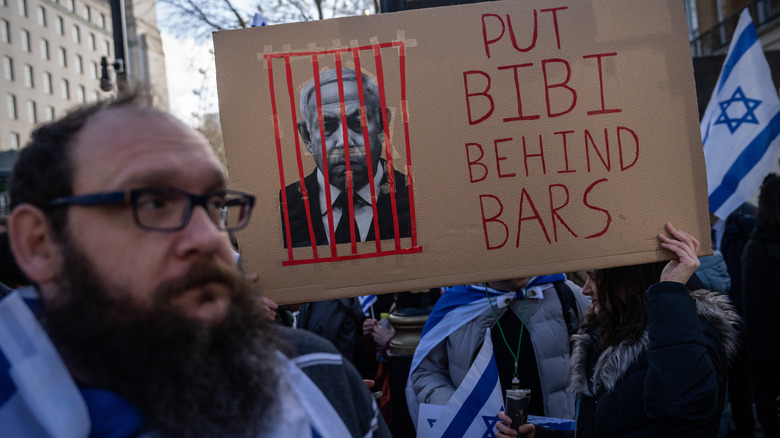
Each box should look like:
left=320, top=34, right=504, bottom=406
left=297, top=121, right=312, bottom=153
left=8, top=205, right=62, bottom=286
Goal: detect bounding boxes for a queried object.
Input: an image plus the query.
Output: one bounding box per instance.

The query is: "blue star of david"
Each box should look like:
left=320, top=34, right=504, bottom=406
left=714, top=86, right=762, bottom=134
left=482, top=415, right=501, bottom=438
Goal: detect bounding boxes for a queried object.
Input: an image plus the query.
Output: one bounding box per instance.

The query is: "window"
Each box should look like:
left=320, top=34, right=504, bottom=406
left=56, top=16, right=64, bottom=35
left=67, top=0, right=74, bottom=12
left=7, top=94, right=17, bottom=120
left=90, top=60, right=98, bottom=79
left=46, top=105, right=54, bottom=121
left=88, top=32, right=95, bottom=50
left=10, top=132, right=20, bottom=149
left=93, top=90, right=99, bottom=101
left=61, top=78, right=69, bottom=100
left=40, top=38, right=49, bottom=60
left=20, top=29, right=30, bottom=52
left=23, top=64, right=33, bottom=88
left=75, top=54, right=82, bottom=74
left=2, top=56, right=12, bottom=81
left=27, top=100, right=36, bottom=124
left=72, top=24, right=80, bottom=44
left=77, top=85, right=85, bottom=103
left=100, top=13, right=106, bottom=29
left=102, top=39, right=110, bottom=57
left=43, top=71, right=52, bottom=94
left=18, top=0, right=27, bottom=17
left=1, top=19, right=9, bottom=44
left=58, top=46, right=66, bottom=67
left=83, top=5, right=90, bottom=21
left=37, top=6, right=46, bottom=26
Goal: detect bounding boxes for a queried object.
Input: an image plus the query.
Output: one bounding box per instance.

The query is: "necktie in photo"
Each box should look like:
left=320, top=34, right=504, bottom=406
left=334, top=192, right=359, bottom=243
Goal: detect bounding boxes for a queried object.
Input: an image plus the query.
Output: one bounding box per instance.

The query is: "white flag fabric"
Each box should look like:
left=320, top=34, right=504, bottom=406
left=702, top=8, right=780, bottom=220
left=358, top=295, right=378, bottom=317
left=0, top=291, right=90, bottom=437
left=427, top=328, right=504, bottom=438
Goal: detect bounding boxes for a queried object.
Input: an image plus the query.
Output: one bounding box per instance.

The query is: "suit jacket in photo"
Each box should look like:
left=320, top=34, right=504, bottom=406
left=281, top=159, right=411, bottom=248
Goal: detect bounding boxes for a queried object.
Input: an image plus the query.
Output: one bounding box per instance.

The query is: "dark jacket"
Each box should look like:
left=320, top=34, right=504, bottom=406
left=280, top=159, right=411, bottom=248
left=741, top=225, right=780, bottom=359
left=278, top=326, right=392, bottom=438
left=721, top=204, right=756, bottom=315
left=536, top=282, right=739, bottom=438
left=297, top=298, right=376, bottom=379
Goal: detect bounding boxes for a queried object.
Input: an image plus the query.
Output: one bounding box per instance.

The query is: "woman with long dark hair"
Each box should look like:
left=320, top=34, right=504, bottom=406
left=496, top=223, right=740, bottom=437
left=741, top=173, right=780, bottom=438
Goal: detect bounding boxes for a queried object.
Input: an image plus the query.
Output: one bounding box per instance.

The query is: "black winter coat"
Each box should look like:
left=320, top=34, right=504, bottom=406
left=535, top=282, right=739, bottom=438
left=741, top=225, right=780, bottom=359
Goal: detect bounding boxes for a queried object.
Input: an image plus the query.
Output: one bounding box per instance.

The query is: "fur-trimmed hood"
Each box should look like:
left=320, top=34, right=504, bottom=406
left=568, top=289, right=740, bottom=397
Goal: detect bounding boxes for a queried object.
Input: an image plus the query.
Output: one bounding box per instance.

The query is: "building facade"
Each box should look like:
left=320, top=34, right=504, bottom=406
left=0, top=0, right=168, bottom=152
left=687, top=0, right=780, bottom=56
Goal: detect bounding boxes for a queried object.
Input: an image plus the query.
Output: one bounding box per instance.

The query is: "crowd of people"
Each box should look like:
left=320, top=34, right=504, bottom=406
left=0, top=90, right=778, bottom=438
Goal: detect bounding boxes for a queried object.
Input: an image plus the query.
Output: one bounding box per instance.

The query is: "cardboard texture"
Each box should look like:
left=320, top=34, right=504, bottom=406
left=214, top=0, right=710, bottom=304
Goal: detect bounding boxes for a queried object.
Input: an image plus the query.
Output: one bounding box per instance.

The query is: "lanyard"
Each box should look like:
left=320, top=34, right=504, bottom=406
left=484, top=282, right=527, bottom=388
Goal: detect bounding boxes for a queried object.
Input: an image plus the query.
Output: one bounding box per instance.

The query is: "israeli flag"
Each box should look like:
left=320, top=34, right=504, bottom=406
left=0, top=291, right=90, bottom=437
left=702, top=8, right=780, bottom=220
left=425, top=329, right=504, bottom=438
left=358, top=295, right=377, bottom=317
left=406, top=275, right=567, bottom=425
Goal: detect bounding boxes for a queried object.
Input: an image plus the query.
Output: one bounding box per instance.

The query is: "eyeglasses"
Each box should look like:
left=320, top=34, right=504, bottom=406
left=47, top=186, right=256, bottom=232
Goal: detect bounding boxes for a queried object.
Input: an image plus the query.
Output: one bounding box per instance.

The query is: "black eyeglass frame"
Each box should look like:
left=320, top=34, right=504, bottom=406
left=47, top=186, right=256, bottom=232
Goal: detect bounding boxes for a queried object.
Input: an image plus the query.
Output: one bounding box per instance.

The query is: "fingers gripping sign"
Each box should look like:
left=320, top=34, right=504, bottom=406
left=658, top=222, right=701, bottom=284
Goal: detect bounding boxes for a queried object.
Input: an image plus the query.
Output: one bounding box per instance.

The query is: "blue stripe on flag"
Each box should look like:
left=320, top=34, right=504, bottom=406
left=0, top=348, right=17, bottom=406
left=441, top=354, right=499, bottom=437
left=717, top=23, right=759, bottom=93
left=359, top=295, right=377, bottom=316
left=709, top=109, right=780, bottom=211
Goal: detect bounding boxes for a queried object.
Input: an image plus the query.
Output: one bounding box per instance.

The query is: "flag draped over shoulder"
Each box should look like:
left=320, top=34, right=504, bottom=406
left=405, top=274, right=566, bottom=426
left=0, top=291, right=90, bottom=438
left=702, top=8, right=780, bottom=220
left=428, top=329, right=504, bottom=438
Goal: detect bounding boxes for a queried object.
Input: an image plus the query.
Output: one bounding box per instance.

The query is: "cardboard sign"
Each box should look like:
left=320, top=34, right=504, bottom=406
left=214, top=0, right=710, bottom=304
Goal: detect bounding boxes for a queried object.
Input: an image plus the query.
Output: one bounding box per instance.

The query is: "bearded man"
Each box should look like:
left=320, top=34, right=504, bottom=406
left=4, top=94, right=390, bottom=438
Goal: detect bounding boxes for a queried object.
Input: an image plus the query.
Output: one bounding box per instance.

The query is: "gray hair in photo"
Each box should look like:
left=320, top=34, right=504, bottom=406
left=299, top=68, right=384, bottom=129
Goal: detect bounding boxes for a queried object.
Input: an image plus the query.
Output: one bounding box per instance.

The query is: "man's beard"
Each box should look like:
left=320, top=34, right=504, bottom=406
left=39, top=235, right=285, bottom=438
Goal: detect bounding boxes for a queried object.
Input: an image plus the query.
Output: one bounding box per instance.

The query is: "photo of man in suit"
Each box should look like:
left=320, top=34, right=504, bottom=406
left=281, top=68, right=412, bottom=248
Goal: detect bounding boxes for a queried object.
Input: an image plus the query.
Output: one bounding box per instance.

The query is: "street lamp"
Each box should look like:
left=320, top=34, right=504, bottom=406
left=99, top=0, right=130, bottom=95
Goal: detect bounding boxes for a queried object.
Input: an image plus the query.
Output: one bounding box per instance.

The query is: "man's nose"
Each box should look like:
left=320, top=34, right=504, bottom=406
left=333, top=125, right=348, bottom=149
left=175, top=204, right=227, bottom=258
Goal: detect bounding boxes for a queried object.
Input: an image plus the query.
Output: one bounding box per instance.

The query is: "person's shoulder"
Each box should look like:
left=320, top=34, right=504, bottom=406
left=548, top=279, right=585, bottom=299
left=283, top=170, right=318, bottom=193
left=552, top=279, right=590, bottom=313
left=391, top=167, right=409, bottom=188
left=278, top=325, right=342, bottom=357
left=282, top=179, right=303, bottom=206
left=282, top=174, right=321, bottom=220
left=283, top=179, right=302, bottom=191
left=688, top=289, right=740, bottom=360
left=561, top=279, right=582, bottom=293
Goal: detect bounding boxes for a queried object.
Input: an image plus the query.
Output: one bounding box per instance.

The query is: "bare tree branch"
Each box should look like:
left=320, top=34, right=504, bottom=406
left=158, top=0, right=377, bottom=40
left=221, top=0, right=248, bottom=28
